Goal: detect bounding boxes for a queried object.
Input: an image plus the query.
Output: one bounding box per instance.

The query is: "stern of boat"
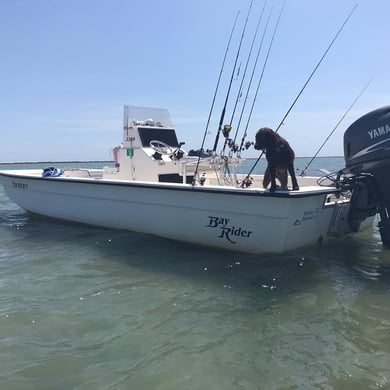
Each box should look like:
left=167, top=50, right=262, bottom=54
left=338, top=106, right=390, bottom=246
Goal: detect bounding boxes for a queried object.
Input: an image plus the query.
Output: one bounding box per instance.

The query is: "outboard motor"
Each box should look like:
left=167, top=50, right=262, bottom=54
left=342, top=105, right=390, bottom=247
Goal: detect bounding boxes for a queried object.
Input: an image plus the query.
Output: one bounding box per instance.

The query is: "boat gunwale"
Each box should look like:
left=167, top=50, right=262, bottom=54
left=0, top=170, right=341, bottom=199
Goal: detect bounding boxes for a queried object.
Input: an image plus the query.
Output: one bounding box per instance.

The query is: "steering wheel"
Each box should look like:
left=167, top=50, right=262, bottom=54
left=149, top=140, right=174, bottom=156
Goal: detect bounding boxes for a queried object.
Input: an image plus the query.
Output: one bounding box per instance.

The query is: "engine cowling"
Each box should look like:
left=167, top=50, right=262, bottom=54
left=344, top=105, right=390, bottom=170
left=343, top=106, right=390, bottom=247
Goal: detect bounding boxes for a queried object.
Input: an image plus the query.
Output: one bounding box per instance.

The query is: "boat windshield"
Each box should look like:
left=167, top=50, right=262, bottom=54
left=124, top=105, right=173, bottom=128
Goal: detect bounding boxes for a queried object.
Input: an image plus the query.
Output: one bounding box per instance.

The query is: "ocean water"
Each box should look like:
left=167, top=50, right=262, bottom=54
left=0, top=158, right=390, bottom=389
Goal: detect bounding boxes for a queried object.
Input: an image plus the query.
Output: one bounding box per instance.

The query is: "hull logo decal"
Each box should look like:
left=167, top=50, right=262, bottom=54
left=12, top=181, right=28, bottom=190
left=294, top=208, right=319, bottom=225
left=206, top=216, right=253, bottom=244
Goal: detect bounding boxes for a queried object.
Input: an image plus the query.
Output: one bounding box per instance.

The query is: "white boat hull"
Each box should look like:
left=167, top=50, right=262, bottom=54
left=0, top=170, right=340, bottom=253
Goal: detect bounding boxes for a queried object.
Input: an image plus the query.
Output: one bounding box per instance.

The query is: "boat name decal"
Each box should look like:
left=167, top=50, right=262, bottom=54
left=12, top=181, right=28, bottom=190
left=294, top=208, right=319, bottom=225
left=207, top=216, right=253, bottom=244
left=368, top=123, right=390, bottom=140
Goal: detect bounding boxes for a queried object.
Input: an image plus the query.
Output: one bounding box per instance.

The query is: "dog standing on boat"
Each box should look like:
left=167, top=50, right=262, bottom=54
left=254, top=127, right=299, bottom=192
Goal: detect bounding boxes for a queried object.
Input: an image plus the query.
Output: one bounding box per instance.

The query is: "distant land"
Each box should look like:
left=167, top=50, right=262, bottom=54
left=0, top=160, right=114, bottom=165
left=0, top=157, right=344, bottom=165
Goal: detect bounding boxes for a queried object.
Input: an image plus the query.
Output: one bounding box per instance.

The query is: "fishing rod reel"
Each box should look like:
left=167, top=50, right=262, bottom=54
left=222, top=124, right=236, bottom=152
left=220, top=124, right=239, bottom=155
left=227, top=140, right=239, bottom=154
left=240, top=176, right=253, bottom=188
left=221, top=124, right=254, bottom=156
left=243, top=141, right=254, bottom=150
left=222, top=124, right=231, bottom=139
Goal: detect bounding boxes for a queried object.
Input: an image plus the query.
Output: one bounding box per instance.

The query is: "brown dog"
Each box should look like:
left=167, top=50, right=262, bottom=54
left=263, top=167, right=288, bottom=190
left=254, top=127, right=299, bottom=192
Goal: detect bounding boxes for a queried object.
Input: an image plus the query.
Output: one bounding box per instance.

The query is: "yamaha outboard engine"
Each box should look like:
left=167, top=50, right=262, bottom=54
left=342, top=105, right=390, bottom=247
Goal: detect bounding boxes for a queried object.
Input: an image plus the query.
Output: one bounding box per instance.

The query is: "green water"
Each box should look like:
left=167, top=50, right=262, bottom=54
left=0, top=159, right=389, bottom=389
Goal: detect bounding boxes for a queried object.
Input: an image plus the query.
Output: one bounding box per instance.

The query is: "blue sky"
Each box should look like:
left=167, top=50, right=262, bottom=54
left=0, top=0, right=389, bottom=161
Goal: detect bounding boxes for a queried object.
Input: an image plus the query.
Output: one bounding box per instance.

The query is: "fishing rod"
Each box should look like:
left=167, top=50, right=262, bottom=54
left=229, top=1, right=267, bottom=132
left=212, top=0, right=254, bottom=153
left=220, top=1, right=268, bottom=156
left=274, top=3, right=358, bottom=134
left=197, top=11, right=239, bottom=153
left=240, top=3, right=359, bottom=186
left=300, top=77, right=373, bottom=176
left=192, top=11, right=240, bottom=186
left=237, top=0, right=285, bottom=156
left=221, top=1, right=268, bottom=156
left=229, top=7, right=273, bottom=157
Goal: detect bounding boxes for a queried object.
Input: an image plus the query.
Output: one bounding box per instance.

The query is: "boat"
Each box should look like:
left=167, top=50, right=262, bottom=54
left=0, top=105, right=389, bottom=254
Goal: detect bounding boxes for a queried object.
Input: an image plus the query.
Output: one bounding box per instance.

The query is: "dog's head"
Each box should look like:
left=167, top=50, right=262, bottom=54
left=254, top=127, right=278, bottom=151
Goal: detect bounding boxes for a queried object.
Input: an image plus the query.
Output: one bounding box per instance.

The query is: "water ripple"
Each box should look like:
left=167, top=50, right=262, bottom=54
left=1, top=161, right=390, bottom=388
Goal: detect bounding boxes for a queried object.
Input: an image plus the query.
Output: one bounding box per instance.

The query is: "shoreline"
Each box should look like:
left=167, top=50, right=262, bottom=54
left=0, top=156, right=343, bottom=165
left=0, top=160, right=113, bottom=165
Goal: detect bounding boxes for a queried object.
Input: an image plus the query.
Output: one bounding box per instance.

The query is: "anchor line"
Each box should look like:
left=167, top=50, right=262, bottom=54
left=192, top=11, right=240, bottom=185
left=241, top=3, right=359, bottom=186
left=212, top=0, right=254, bottom=153
left=300, top=77, right=373, bottom=176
